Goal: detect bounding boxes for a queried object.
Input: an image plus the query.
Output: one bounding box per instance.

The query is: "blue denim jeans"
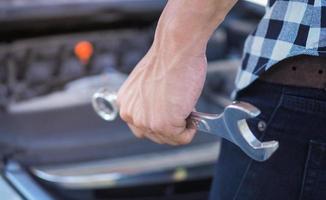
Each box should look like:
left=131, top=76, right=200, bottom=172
left=209, top=80, right=326, bottom=200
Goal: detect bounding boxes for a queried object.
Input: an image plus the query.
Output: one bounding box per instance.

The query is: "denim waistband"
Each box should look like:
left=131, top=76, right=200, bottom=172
left=238, top=80, right=326, bottom=102
left=236, top=80, right=326, bottom=121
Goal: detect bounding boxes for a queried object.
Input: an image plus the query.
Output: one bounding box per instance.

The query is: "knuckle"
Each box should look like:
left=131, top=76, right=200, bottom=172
left=177, top=136, right=192, bottom=145
left=176, top=140, right=188, bottom=145
left=163, top=138, right=178, bottom=146
left=150, top=119, right=172, bottom=134
left=134, top=132, right=144, bottom=139
left=150, top=122, right=163, bottom=133
left=119, top=110, right=130, bottom=122
left=183, top=136, right=193, bottom=144
left=133, top=118, right=146, bottom=129
left=155, top=135, right=166, bottom=145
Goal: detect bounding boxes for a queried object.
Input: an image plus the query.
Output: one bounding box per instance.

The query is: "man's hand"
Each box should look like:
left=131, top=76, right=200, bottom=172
left=117, top=45, right=207, bottom=145
left=117, top=0, right=237, bottom=145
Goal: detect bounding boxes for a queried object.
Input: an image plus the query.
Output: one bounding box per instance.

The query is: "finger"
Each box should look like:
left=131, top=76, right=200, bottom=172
left=150, top=117, right=194, bottom=146
left=176, top=127, right=197, bottom=145
left=119, top=108, right=133, bottom=124
left=143, top=131, right=166, bottom=144
left=128, top=124, right=165, bottom=144
left=154, top=127, right=185, bottom=146
left=161, top=127, right=196, bottom=146
left=169, top=111, right=197, bottom=145
left=150, top=119, right=184, bottom=139
left=143, top=128, right=168, bottom=145
left=127, top=124, right=145, bottom=139
left=153, top=131, right=179, bottom=146
left=162, top=124, right=194, bottom=145
left=118, top=91, right=137, bottom=124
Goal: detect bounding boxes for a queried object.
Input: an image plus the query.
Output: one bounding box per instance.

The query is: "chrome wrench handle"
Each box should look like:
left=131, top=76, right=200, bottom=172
left=188, top=111, right=232, bottom=141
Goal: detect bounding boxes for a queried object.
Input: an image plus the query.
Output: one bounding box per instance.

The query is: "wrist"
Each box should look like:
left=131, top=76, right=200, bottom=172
left=153, top=2, right=228, bottom=57
left=153, top=19, right=211, bottom=57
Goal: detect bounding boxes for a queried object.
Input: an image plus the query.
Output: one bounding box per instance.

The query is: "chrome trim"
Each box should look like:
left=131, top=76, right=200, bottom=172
left=5, top=162, right=54, bottom=200
left=0, top=175, right=23, bottom=200
left=32, top=142, right=220, bottom=189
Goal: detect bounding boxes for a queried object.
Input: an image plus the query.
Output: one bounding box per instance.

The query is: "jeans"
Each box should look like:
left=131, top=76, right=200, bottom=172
left=209, top=80, right=326, bottom=200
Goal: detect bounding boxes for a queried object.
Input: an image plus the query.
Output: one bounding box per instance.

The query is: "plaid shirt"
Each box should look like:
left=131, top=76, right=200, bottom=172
left=235, top=0, right=326, bottom=91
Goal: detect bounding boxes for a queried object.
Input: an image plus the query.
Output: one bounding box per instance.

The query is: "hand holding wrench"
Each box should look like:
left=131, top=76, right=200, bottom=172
left=92, top=88, right=279, bottom=161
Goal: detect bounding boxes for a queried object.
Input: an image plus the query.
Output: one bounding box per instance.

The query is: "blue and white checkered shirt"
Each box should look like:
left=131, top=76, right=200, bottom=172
left=235, top=0, right=326, bottom=91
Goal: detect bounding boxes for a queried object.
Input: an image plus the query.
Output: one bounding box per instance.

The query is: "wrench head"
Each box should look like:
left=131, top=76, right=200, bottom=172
left=92, top=88, right=119, bottom=121
left=223, top=101, right=279, bottom=161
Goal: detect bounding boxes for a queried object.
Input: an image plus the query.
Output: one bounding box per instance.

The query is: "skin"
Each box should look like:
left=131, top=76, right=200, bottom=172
left=117, top=0, right=237, bottom=145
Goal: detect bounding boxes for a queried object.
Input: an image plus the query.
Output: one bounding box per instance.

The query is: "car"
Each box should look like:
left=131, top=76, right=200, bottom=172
left=0, top=0, right=264, bottom=199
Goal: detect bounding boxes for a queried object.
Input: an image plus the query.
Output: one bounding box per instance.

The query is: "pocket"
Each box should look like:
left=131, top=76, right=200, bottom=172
left=299, top=140, right=326, bottom=200
left=233, top=93, right=326, bottom=200
left=267, top=93, right=326, bottom=142
left=232, top=106, right=284, bottom=200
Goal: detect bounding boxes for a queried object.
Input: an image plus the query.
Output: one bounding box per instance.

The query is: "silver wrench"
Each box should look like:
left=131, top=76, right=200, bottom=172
left=92, top=88, right=279, bottom=161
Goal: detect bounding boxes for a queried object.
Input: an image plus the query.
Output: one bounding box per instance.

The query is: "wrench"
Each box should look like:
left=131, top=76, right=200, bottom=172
left=92, top=88, right=279, bottom=161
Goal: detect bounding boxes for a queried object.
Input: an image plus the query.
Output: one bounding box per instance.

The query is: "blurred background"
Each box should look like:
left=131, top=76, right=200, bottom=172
left=0, top=0, right=266, bottom=199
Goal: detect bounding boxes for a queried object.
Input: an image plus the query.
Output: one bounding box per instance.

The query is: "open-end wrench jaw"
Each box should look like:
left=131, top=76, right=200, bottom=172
left=223, top=102, right=279, bottom=161
left=190, top=102, right=279, bottom=161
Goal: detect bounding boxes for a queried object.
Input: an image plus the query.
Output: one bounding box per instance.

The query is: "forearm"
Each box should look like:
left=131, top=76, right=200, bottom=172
left=154, top=0, right=237, bottom=56
left=118, top=1, right=238, bottom=145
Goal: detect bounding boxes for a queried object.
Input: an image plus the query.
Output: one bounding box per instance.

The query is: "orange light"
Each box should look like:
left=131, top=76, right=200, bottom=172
left=74, top=41, right=94, bottom=64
